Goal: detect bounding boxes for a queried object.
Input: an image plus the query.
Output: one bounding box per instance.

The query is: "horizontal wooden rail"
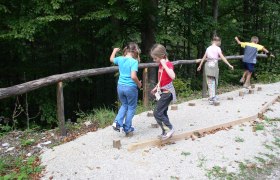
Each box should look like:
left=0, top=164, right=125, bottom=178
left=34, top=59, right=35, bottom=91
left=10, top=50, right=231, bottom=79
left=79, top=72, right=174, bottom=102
left=0, top=54, right=267, bottom=100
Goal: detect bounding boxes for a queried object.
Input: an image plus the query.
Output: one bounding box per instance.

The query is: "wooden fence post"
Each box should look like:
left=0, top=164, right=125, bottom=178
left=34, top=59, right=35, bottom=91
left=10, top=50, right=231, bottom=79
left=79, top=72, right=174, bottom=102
left=57, top=82, right=67, bottom=136
left=202, top=68, right=207, bottom=98
left=143, top=68, right=149, bottom=108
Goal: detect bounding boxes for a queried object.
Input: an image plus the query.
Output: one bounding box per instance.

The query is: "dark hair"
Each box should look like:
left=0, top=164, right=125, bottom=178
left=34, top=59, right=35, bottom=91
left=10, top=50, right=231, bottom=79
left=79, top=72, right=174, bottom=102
left=123, top=42, right=141, bottom=60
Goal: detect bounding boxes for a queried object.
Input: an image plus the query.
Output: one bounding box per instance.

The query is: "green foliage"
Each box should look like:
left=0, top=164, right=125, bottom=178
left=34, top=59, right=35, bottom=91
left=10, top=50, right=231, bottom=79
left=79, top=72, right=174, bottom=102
left=181, top=151, right=191, bottom=156
left=0, top=125, right=12, bottom=137
left=0, top=155, right=43, bottom=179
left=255, top=124, right=265, bottom=131
left=20, top=138, right=35, bottom=147
left=235, top=136, right=245, bottom=143
left=173, top=78, right=193, bottom=98
left=76, top=108, right=116, bottom=128
left=206, top=166, right=235, bottom=179
left=39, top=102, right=57, bottom=128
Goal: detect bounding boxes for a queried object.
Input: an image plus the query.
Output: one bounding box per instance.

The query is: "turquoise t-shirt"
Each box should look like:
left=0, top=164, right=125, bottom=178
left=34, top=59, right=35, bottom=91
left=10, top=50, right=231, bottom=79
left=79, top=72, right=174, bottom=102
left=114, top=56, right=138, bottom=87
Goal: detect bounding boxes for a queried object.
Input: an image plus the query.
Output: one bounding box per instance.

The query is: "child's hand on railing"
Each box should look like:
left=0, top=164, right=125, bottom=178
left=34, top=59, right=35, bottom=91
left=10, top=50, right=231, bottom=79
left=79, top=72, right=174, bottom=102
left=229, top=64, right=234, bottom=70
left=197, top=66, right=202, bottom=71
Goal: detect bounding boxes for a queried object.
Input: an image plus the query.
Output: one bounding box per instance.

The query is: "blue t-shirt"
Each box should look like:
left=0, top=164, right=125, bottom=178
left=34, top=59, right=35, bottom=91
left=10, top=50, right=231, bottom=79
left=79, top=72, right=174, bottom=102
left=114, top=56, right=138, bottom=87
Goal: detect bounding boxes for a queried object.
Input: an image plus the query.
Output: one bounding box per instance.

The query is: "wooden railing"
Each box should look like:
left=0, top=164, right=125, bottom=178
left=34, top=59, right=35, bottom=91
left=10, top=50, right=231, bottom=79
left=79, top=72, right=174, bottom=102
left=0, top=54, right=268, bottom=135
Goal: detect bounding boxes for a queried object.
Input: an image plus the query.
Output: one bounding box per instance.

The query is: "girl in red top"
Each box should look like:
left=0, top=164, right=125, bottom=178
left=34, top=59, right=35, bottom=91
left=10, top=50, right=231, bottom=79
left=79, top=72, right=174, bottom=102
left=150, top=44, right=176, bottom=140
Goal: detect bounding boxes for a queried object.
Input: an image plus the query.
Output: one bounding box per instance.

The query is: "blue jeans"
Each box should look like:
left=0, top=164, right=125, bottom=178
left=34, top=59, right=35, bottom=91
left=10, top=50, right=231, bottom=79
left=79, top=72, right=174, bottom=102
left=115, top=85, right=138, bottom=132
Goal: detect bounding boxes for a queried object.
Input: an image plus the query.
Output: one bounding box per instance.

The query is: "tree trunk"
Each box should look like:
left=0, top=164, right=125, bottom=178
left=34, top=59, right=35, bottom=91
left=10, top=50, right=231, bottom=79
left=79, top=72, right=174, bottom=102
left=141, top=0, right=158, bottom=99
left=212, top=0, right=218, bottom=36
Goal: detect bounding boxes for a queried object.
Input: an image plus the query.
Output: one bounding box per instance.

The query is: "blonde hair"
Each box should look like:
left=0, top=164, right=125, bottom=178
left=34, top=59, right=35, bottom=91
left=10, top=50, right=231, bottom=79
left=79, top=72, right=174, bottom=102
left=212, top=36, right=221, bottom=42
left=123, top=42, right=141, bottom=61
left=150, top=44, right=167, bottom=59
left=251, top=36, right=259, bottom=43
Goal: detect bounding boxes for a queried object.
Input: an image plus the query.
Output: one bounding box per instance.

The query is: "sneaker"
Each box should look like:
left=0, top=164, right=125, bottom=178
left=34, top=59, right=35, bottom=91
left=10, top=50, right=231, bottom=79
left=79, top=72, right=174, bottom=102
left=166, top=128, right=175, bottom=137
left=213, top=96, right=220, bottom=104
left=208, top=98, right=214, bottom=105
left=157, top=132, right=166, bottom=139
left=125, top=126, right=134, bottom=136
left=161, top=128, right=175, bottom=140
left=112, top=122, right=120, bottom=132
left=240, top=77, right=245, bottom=84
left=243, top=83, right=250, bottom=88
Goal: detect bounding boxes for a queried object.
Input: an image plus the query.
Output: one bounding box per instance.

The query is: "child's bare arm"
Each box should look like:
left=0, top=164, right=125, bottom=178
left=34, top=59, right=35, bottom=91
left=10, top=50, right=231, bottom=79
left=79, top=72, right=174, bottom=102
left=197, top=53, right=207, bottom=71
left=262, top=47, right=275, bottom=57
left=218, top=52, right=234, bottom=70
left=160, top=59, right=175, bottom=79
left=131, top=71, right=142, bottom=88
left=110, top=48, right=120, bottom=63
left=235, top=36, right=242, bottom=45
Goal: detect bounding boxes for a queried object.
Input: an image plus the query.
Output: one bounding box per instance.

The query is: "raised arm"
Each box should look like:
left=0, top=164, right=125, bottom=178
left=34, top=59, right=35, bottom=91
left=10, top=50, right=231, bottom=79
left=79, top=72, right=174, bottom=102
left=218, top=52, right=234, bottom=70
left=197, top=53, right=207, bottom=71
left=235, top=36, right=242, bottom=45
left=110, top=48, right=120, bottom=63
left=160, top=59, right=175, bottom=80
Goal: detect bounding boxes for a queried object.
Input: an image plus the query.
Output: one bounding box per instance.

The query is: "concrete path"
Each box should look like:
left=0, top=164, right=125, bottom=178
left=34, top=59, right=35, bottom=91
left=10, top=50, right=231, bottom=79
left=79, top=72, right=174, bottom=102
left=41, top=82, right=280, bottom=180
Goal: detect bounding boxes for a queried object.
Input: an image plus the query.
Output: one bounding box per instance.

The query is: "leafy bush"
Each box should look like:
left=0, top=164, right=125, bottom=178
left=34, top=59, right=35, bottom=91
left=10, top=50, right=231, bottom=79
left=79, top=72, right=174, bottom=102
left=173, top=78, right=193, bottom=98
left=76, top=108, right=116, bottom=128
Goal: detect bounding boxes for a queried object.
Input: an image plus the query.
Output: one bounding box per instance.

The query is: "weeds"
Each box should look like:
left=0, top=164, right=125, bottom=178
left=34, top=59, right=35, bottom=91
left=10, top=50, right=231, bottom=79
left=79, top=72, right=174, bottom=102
left=181, top=151, right=191, bottom=157
left=0, top=155, right=43, bottom=179
left=235, top=137, right=245, bottom=143
left=76, top=107, right=116, bottom=128
left=255, top=124, right=265, bottom=131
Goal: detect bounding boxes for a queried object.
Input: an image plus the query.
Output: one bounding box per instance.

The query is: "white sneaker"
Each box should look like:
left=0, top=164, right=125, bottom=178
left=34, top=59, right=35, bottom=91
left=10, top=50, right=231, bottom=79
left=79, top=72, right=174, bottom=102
left=161, top=128, right=175, bottom=140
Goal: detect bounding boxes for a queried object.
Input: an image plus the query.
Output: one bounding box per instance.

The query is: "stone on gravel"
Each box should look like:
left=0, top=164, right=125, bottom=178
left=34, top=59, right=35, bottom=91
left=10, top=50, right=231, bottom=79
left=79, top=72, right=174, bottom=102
left=2, top=143, right=9, bottom=147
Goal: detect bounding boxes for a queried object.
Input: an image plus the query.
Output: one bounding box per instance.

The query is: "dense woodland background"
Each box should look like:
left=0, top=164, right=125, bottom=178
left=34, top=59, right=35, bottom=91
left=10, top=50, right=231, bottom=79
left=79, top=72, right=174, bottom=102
left=0, top=0, right=279, bottom=130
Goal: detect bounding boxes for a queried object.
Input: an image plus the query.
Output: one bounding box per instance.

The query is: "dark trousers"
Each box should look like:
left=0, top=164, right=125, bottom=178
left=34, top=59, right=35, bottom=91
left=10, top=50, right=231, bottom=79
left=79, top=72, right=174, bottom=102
left=153, top=93, right=173, bottom=133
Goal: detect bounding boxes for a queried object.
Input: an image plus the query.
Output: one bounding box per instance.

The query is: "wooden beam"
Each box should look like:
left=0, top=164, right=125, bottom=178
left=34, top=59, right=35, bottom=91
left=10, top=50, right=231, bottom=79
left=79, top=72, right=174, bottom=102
left=127, top=95, right=279, bottom=151
left=57, top=82, right=67, bottom=136
left=0, top=54, right=267, bottom=100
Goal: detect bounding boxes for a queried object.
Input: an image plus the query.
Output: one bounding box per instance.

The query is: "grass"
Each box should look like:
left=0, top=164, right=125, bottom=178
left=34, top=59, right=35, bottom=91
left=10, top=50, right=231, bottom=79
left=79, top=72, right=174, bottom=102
left=20, top=138, right=35, bottom=147
left=181, top=151, right=191, bottom=157
left=0, top=155, right=43, bottom=179
left=255, top=123, right=265, bottom=131
left=76, top=107, right=116, bottom=128
left=235, top=137, right=245, bottom=143
left=197, top=154, right=207, bottom=168
left=206, top=165, right=235, bottom=179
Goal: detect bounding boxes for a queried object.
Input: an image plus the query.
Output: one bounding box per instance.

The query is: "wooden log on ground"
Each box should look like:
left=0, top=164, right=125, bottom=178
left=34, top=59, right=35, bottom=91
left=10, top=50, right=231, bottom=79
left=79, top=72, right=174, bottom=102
left=127, top=95, right=279, bottom=151
left=257, top=87, right=262, bottom=91
left=171, top=105, right=178, bottom=110
left=227, top=97, right=233, bottom=100
left=147, top=112, right=154, bottom=117
left=113, top=140, right=121, bottom=149
left=57, top=82, right=67, bottom=136
left=239, top=91, right=244, bottom=96
left=214, top=101, right=220, bottom=106
left=249, top=89, right=254, bottom=94
left=151, top=123, right=159, bottom=128
left=188, top=102, right=196, bottom=106
left=251, top=84, right=255, bottom=88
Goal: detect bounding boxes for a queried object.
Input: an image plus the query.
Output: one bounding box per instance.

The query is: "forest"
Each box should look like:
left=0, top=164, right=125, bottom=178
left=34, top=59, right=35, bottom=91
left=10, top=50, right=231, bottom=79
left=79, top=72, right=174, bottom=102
left=0, top=0, right=279, bottom=131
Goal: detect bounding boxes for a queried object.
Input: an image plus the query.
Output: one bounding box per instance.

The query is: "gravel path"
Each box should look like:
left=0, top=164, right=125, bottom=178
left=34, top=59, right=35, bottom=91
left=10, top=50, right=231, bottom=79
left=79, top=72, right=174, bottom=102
left=41, top=82, right=280, bottom=180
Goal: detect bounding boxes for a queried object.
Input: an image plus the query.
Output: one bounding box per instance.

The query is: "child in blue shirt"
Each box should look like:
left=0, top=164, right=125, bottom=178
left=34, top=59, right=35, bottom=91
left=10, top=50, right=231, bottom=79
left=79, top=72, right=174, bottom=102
left=110, top=42, right=142, bottom=135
